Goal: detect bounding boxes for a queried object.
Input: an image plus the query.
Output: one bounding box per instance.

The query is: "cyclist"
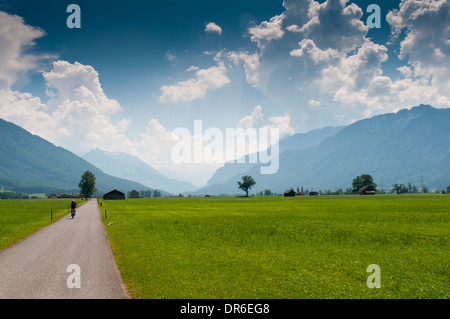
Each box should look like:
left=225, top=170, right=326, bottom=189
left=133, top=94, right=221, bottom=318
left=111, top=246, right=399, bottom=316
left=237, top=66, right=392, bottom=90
left=70, top=200, right=77, bottom=218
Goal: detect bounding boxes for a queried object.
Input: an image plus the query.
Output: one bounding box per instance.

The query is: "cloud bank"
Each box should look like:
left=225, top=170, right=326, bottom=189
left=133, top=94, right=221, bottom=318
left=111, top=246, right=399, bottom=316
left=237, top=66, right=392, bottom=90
left=234, top=0, right=450, bottom=120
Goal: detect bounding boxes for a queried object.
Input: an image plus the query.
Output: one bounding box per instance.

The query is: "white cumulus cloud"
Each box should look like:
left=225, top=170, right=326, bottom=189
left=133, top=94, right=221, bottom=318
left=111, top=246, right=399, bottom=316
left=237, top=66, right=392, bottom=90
left=236, top=105, right=264, bottom=129
left=159, top=62, right=230, bottom=103
left=205, top=22, right=222, bottom=35
left=0, top=59, right=134, bottom=155
left=0, top=11, right=47, bottom=86
left=248, top=14, right=285, bottom=49
left=226, top=51, right=262, bottom=88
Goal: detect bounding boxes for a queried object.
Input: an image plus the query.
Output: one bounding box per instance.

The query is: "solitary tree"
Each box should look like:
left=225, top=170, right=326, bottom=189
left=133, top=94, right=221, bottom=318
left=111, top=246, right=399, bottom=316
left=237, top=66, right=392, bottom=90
left=79, top=170, right=97, bottom=199
left=238, top=175, right=256, bottom=197
left=352, top=174, right=377, bottom=193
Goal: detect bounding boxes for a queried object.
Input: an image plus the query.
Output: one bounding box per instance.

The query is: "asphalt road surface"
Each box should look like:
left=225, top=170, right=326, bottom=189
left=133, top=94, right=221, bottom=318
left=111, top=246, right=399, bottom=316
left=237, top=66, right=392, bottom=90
left=0, top=199, right=128, bottom=299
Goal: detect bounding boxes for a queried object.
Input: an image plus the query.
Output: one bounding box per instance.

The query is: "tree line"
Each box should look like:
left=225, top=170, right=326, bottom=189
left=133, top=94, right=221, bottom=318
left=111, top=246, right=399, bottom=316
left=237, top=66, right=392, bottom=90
left=237, top=174, right=450, bottom=196
left=0, top=191, right=31, bottom=199
left=128, top=189, right=163, bottom=198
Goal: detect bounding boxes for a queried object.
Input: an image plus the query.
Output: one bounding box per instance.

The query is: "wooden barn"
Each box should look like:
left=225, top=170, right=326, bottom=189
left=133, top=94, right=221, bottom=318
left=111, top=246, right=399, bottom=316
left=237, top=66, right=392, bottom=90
left=358, top=185, right=376, bottom=195
left=103, top=189, right=125, bottom=200
left=129, top=190, right=140, bottom=198
left=284, top=189, right=296, bottom=197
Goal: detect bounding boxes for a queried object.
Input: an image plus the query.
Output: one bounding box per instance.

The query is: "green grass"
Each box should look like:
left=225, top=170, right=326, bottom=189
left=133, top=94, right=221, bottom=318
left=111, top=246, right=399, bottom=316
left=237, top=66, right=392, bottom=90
left=100, top=195, right=449, bottom=299
left=0, top=199, right=75, bottom=250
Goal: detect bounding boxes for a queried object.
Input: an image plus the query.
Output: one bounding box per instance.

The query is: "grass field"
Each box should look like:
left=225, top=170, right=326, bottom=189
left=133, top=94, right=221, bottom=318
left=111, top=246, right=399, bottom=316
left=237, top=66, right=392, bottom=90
left=100, top=194, right=449, bottom=299
left=0, top=199, right=76, bottom=250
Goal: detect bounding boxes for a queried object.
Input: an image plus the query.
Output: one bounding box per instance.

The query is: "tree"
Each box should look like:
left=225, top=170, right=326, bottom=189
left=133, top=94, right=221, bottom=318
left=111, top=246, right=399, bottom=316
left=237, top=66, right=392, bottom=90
left=79, top=170, right=97, bottom=199
left=407, top=182, right=412, bottom=193
left=352, top=174, right=377, bottom=193
left=264, top=189, right=272, bottom=196
left=153, top=189, right=161, bottom=197
left=392, top=183, right=407, bottom=194
left=392, top=183, right=400, bottom=194
left=237, top=175, right=256, bottom=197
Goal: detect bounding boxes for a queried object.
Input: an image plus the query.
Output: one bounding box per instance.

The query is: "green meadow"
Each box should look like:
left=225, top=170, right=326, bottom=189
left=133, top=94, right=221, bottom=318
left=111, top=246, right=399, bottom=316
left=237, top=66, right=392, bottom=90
left=100, top=195, right=449, bottom=299
left=0, top=199, right=75, bottom=250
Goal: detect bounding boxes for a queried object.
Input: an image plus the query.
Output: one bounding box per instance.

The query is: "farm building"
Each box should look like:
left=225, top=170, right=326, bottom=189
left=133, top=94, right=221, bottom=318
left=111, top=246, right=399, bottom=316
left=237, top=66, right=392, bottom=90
left=309, top=191, right=319, bottom=196
left=284, top=189, right=296, bottom=197
left=358, top=185, right=376, bottom=195
left=129, top=190, right=140, bottom=198
left=103, top=189, right=125, bottom=200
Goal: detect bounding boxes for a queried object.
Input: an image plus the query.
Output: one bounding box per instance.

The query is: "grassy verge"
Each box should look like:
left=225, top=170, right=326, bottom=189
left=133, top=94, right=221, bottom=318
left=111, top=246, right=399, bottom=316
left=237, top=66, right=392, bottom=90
left=0, top=198, right=79, bottom=250
left=101, top=195, right=449, bottom=299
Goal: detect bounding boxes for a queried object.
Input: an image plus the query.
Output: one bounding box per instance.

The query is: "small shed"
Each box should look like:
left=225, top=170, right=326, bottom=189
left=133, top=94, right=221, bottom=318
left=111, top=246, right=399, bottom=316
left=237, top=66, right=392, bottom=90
left=103, top=189, right=125, bottom=200
left=129, top=190, right=140, bottom=198
left=358, top=185, right=376, bottom=195
left=309, top=191, right=319, bottom=196
left=284, top=189, right=296, bottom=197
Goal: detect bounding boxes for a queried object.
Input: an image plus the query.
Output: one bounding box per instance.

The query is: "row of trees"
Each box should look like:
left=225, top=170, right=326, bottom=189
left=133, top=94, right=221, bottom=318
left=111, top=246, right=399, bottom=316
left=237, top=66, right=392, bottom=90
left=128, top=189, right=162, bottom=198
left=0, top=191, right=30, bottom=199
left=392, top=182, right=431, bottom=194
left=238, top=174, right=449, bottom=197
left=255, top=188, right=354, bottom=196
left=236, top=174, right=371, bottom=197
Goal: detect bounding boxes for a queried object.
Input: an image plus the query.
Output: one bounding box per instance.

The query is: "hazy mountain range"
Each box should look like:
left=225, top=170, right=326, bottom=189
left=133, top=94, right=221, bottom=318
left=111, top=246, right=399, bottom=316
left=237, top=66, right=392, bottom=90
left=82, top=149, right=196, bottom=194
left=0, top=118, right=149, bottom=195
left=193, top=104, right=450, bottom=195
left=202, top=126, right=344, bottom=188
left=1, top=104, right=449, bottom=196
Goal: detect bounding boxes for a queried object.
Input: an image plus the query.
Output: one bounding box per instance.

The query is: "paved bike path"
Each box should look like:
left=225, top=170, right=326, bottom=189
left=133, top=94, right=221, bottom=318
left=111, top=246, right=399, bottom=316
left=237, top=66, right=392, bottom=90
left=0, top=199, right=128, bottom=299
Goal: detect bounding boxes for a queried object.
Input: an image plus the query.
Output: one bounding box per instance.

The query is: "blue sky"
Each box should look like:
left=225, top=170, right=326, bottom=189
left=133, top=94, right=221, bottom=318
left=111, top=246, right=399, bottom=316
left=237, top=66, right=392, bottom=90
left=0, top=0, right=449, bottom=185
